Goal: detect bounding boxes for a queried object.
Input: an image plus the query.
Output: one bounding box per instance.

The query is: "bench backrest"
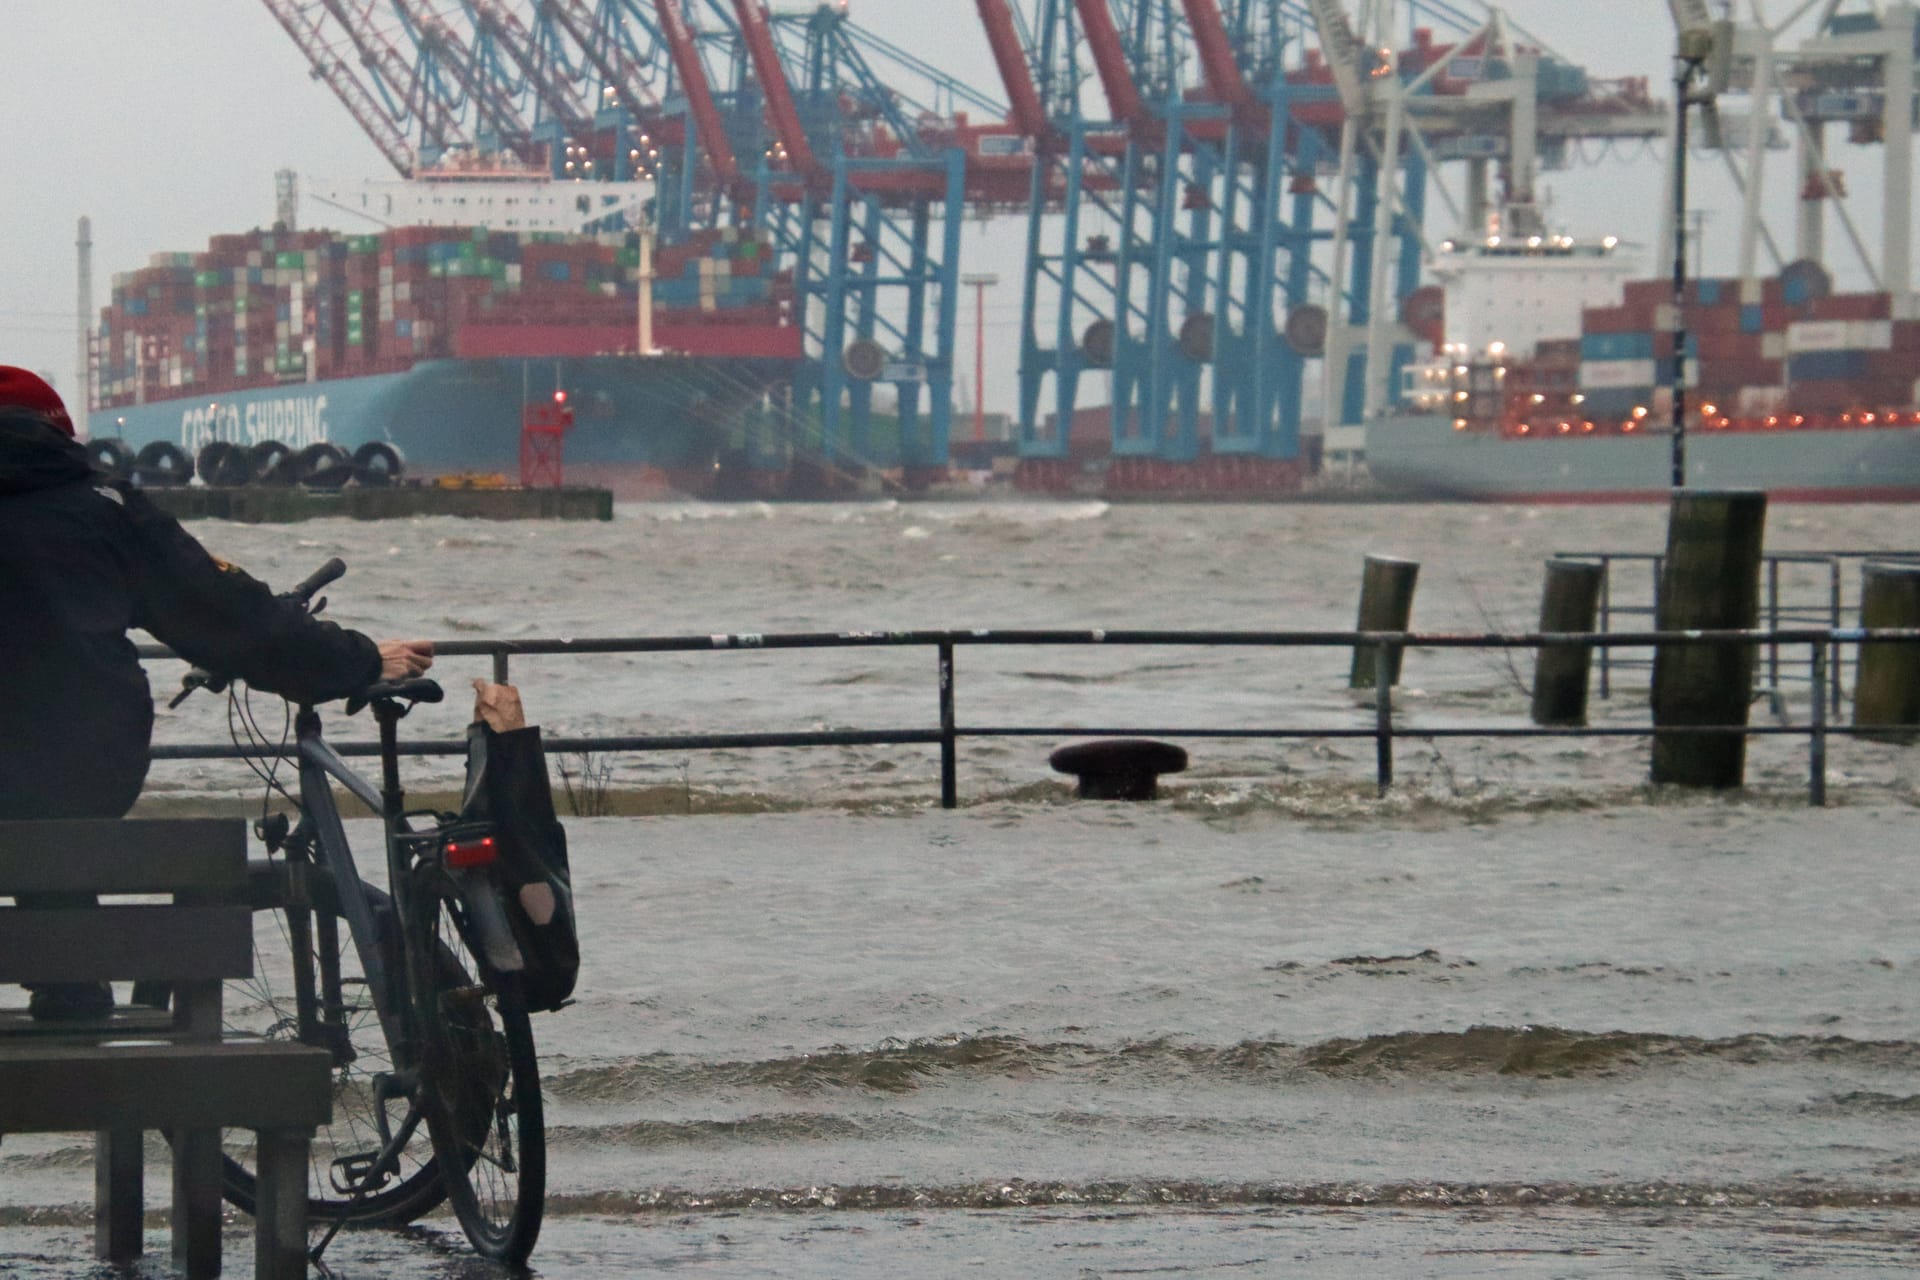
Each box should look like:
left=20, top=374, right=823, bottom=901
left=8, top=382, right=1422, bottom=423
left=0, top=818, right=251, bottom=1036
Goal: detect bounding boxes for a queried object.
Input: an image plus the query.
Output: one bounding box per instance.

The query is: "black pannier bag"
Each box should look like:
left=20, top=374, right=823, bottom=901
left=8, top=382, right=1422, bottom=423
left=458, top=722, right=580, bottom=1011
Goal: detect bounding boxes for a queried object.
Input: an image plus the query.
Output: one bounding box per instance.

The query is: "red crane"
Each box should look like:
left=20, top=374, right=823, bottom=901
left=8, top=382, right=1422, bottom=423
left=654, top=0, right=746, bottom=192
left=1073, top=0, right=1156, bottom=141
left=1181, top=0, right=1270, bottom=132
left=729, top=0, right=820, bottom=181
left=974, top=0, right=1053, bottom=148
left=258, top=0, right=416, bottom=175
left=466, top=0, right=597, bottom=142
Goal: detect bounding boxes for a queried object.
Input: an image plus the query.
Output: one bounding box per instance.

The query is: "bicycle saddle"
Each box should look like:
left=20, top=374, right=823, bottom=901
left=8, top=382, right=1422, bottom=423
left=346, top=677, right=445, bottom=717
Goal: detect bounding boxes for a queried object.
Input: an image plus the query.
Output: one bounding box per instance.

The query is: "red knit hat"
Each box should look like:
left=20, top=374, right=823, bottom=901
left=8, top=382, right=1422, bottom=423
left=0, top=366, right=73, bottom=436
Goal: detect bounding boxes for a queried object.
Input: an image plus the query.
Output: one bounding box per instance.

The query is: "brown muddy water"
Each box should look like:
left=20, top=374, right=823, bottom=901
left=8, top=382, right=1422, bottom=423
left=7, top=500, right=1920, bottom=1275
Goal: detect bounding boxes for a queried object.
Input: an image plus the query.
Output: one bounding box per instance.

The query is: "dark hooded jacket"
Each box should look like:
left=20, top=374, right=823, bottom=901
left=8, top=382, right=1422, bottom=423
left=0, top=410, right=380, bottom=818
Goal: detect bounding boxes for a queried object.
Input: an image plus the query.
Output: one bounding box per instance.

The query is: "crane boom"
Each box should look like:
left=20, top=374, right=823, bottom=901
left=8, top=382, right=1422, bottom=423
left=257, top=0, right=416, bottom=175
left=976, top=0, right=1052, bottom=142
left=319, top=0, right=475, bottom=158
left=1181, top=0, right=1268, bottom=128
left=1072, top=0, right=1152, bottom=133
left=391, top=0, right=537, bottom=160
left=654, top=0, right=744, bottom=186
left=466, top=0, right=596, bottom=137
left=730, top=0, right=819, bottom=176
left=1307, top=0, right=1371, bottom=115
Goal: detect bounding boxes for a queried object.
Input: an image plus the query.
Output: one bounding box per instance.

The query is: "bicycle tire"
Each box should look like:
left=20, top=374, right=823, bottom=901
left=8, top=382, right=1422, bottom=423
left=220, top=872, right=448, bottom=1225
left=418, top=887, right=546, bottom=1266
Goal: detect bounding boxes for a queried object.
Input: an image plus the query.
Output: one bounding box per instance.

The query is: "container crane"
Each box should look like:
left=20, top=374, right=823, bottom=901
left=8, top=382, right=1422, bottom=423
left=259, top=0, right=484, bottom=172
left=257, top=0, right=419, bottom=175
left=393, top=1, right=543, bottom=165
left=727, top=0, right=970, bottom=488
left=464, top=0, right=600, bottom=173
left=1665, top=1, right=1920, bottom=314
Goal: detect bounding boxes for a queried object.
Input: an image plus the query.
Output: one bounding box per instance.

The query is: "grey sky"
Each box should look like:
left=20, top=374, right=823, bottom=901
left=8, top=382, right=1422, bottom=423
left=0, top=2, right=1889, bottom=416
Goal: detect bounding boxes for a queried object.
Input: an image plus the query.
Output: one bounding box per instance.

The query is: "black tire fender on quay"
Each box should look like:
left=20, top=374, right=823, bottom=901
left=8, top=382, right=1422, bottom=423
left=196, top=440, right=252, bottom=487
left=86, top=437, right=134, bottom=481
left=133, top=440, right=192, bottom=488
left=294, top=441, right=353, bottom=489
left=249, top=440, right=295, bottom=486
left=351, top=440, right=405, bottom=486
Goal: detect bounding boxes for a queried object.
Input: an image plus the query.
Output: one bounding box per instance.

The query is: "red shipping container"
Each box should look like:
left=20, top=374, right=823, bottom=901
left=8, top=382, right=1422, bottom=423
left=1869, top=351, right=1918, bottom=380
left=1582, top=306, right=1643, bottom=334
left=1809, top=292, right=1892, bottom=321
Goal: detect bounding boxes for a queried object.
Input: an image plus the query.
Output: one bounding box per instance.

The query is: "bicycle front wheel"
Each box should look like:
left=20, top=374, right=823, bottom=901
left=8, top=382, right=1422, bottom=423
left=417, top=889, right=546, bottom=1266
left=223, top=871, right=447, bottom=1225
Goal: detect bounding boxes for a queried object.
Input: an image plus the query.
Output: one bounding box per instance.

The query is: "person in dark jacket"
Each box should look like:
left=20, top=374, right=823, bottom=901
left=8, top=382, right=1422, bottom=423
left=0, top=366, right=433, bottom=1018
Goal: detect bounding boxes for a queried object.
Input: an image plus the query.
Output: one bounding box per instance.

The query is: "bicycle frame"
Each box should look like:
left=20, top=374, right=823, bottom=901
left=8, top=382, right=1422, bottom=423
left=267, top=696, right=528, bottom=1202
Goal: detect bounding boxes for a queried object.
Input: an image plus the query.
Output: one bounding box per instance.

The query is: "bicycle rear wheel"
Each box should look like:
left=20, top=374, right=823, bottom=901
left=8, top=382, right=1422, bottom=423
left=222, top=872, right=447, bottom=1225
left=417, top=887, right=546, bottom=1266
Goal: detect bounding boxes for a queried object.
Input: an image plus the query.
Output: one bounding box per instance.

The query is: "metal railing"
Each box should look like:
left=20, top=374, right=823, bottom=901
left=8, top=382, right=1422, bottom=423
left=141, top=625, right=1920, bottom=810
left=1553, top=549, right=1920, bottom=702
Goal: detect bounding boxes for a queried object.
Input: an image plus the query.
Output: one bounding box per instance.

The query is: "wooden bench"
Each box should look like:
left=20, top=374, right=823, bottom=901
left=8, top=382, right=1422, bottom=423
left=0, top=818, right=332, bottom=1279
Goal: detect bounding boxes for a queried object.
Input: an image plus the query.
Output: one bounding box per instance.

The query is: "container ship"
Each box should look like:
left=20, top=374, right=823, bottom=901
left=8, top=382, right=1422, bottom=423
left=86, top=217, right=801, bottom=500
left=1365, top=235, right=1920, bottom=502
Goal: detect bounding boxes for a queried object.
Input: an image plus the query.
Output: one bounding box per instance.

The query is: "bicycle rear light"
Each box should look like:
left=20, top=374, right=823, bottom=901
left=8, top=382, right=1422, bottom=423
left=445, top=835, right=498, bottom=869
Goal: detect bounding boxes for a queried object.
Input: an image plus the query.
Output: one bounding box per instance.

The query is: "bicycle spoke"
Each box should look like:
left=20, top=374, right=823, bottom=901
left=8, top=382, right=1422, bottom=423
left=418, top=889, right=545, bottom=1266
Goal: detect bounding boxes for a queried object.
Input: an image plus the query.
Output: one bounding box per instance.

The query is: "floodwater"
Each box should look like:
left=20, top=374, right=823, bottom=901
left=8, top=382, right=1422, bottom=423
left=6, top=499, right=1920, bottom=1276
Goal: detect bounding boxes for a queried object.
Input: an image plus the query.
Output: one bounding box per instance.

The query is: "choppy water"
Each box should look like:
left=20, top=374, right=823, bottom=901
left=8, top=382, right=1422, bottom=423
left=9, top=499, right=1920, bottom=1276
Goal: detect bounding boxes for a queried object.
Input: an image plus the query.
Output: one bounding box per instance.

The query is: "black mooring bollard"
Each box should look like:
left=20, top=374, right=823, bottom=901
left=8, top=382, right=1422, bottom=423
left=1651, top=489, right=1767, bottom=788
left=1532, top=558, right=1605, bottom=727
left=1349, top=555, right=1419, bottom=689
left=1049, top=739, right=1189, bottom=800
left=1852, top=561, right=1920, bottom=743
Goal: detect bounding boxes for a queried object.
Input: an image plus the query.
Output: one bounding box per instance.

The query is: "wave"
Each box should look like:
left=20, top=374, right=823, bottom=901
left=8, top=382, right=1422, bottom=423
left=546, top=1027, right=1920, bottom=1103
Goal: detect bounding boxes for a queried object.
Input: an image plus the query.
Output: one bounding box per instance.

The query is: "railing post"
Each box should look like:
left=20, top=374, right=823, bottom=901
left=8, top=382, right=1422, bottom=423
left=1830, top=558, right=1845, bottom=706
left=492, top=649, right=511, bottom=685
left=1767, top=557, right=1782, bottom=690
left=938, top=641, right=957, bottom=810
left=1810, top=636, right=1828, bottom=807
left=1374, top=639, right=1396, bottom=796
left=1598, top=555, right=1613, bottom=700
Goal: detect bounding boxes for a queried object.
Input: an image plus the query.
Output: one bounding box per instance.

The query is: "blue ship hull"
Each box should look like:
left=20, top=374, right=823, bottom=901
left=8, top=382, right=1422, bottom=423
left=92, top=355, right=791, bottom=492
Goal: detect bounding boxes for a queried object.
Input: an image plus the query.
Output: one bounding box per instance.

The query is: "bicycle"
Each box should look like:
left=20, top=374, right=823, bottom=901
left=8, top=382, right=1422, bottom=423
left=175, top=558, right=545, bottom=1267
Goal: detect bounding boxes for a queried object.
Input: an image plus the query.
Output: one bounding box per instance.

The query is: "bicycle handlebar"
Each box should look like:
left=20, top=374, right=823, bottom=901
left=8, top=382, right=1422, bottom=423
left=284, top=556, right=346, bottom=606
left=171, top=557, right=350, bottom=707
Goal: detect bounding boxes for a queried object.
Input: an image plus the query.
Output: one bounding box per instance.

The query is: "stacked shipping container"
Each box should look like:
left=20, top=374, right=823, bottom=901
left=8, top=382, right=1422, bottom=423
left=95, top=225, right=790, bottom=411
left=1560, top=275, right=1920, bottom=430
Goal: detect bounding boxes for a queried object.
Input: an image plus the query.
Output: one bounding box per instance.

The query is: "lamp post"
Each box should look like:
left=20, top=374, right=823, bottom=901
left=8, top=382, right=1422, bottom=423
left=1670, top=24, right=1724, bottom=489
left=960, top=272, right=999, bottom=443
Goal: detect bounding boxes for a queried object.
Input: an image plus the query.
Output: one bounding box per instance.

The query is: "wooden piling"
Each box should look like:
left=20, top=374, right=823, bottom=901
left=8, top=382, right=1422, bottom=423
left=1851, top=561, right=1920, bottom=743
left=1531, top=558, right=1605, bottom=727
left=1349, top=555, right=1419, bottom=689
left=1650, top=490, right=1767, bottom=788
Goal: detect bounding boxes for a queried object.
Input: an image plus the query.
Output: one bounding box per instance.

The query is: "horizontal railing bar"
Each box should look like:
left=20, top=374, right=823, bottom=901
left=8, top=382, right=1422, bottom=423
left=134, top=627, right=1920, bottom=662
left=148, top=721, right=1912, bottom=762
left=150, top=729, right=946, bottom=761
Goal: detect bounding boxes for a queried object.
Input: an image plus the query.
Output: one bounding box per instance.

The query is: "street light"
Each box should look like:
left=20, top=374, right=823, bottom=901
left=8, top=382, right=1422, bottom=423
left=1670, top=21, right=1733, bottom=489
left=960, top=272, right=999, bottom=444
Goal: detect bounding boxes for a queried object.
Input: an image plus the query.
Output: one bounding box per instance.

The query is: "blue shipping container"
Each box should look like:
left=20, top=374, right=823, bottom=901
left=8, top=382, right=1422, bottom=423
left=1581, top=332, right=1656, bottom=361
left=1787, top=350, right=1871, bottom=381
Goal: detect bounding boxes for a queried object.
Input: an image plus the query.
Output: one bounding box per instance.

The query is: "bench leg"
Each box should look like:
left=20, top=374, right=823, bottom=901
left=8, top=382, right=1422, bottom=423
left=253, top=1128, right=310, bottom=1280
left=93, top=1128, right=143, bottom=1264
left=170, top=1126, right=223, bottom=1278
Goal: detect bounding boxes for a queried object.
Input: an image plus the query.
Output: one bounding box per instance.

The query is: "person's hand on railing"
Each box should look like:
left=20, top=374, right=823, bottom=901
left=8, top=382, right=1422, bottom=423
left=379, top=640, right=435, bottom=680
